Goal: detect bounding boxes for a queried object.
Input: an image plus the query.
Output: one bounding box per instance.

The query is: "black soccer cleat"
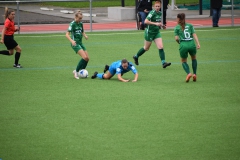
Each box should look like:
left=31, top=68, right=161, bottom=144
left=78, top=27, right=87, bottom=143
left=91, top=72, right=98, bottom=79
left=162, top=62, right=171, bottom=68
left=13, top=64, right=22, bottom=68
left=133, top=56, right=139, bottom=65
left=103, top=65, right=109, bottom=73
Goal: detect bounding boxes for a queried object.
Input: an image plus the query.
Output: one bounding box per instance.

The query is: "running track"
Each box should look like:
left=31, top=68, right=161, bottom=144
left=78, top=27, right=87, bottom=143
left=1, top=17, right=240, bottom=33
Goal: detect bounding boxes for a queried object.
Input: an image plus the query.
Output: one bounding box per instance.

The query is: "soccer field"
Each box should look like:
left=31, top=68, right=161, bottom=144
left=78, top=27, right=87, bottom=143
left=0, top=27, right=240, bottom=160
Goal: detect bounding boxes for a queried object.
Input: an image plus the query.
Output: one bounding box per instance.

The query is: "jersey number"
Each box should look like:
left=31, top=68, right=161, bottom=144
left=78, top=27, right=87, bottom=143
left=184, top=28, right=191, bottom=39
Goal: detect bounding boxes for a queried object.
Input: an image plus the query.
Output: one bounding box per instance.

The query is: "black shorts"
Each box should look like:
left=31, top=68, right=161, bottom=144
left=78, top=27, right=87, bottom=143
left=4, top=35, right=18, bottom=50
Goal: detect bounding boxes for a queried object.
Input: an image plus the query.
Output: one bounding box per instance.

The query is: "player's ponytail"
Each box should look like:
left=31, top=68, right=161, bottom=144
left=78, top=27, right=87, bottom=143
left=177, top=13, right=186, bottom=31
left=4, top=7, right=14, bottom=20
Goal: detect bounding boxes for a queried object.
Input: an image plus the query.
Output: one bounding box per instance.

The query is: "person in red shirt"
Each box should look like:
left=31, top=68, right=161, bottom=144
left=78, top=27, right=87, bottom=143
left=0, top=7, right=22, bottom=68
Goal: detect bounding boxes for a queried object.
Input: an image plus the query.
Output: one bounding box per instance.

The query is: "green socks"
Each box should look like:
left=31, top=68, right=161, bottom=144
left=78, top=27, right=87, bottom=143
left=158, top=49, right=165, bottom=64
left=135, top=48, right=167, bottom=65
left=76, top=58, right=88, bottom=72
left=135, top=48, right=145, bottom=58
left=182, top=60, right=197, bottom=75
left=192, top=59, right=197, bottom=74
left=182, top=62, right=190, bottom=74
left=82, top=59, right=88, bottom=69
left=135, top=48, right=166, bottom=64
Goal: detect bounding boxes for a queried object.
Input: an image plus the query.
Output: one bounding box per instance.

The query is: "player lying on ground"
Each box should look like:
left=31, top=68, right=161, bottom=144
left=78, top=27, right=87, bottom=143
left=91, top=59, right=138, bottom=82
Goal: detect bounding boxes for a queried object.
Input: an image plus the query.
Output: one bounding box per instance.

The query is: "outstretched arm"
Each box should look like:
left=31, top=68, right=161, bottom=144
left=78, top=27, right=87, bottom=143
left=145, top=19, right=162, bottom=27
left=117, top=74, right=130, bottom=82
left=132, top=73, right=138, bottom=82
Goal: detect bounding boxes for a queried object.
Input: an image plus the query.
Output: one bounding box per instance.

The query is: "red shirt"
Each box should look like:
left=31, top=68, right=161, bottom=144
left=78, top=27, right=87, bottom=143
left=4, top=18, right=15, bottom=35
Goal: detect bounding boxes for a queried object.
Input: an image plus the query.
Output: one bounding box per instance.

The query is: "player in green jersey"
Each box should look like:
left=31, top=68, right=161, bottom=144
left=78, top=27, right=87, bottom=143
left=66, top=10, right=89, bottom=79
left=133, top=0, right=171, bottom=69
left=174, top=13, right=200, bottom=82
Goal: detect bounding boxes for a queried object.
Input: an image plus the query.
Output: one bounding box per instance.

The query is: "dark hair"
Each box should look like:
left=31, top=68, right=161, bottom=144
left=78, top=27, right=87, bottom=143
left=177, top=13, right=186, bottom=31
left=3, top=7, right=15, bottom=20
left=121, top=58, right=128, bottom=64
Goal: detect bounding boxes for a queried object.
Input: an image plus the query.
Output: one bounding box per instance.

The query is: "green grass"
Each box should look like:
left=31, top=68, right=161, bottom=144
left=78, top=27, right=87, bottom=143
left=41, top=0, right=200, bottom=8
left=0, top=27, right=240, bottom=160
left=40, top=0, right=239, bottom=8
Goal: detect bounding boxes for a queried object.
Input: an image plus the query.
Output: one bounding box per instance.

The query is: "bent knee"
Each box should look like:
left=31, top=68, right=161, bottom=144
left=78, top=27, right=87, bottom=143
left=144, top=47, right=149, bottom=51
left=15, top=46, right=22, bottom=52
left=9, top=51, right=14, bottom=55
left=17, top=48, right=22, bottom=53
left=83, top=57, right=89, bottom=61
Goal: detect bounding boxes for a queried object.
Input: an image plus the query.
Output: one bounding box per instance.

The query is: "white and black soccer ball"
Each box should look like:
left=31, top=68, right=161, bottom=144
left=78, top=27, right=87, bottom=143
left=78, top=69, right=88, bottom=78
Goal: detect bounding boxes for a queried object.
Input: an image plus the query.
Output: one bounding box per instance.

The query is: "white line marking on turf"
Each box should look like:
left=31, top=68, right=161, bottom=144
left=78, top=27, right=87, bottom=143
left=15, top=28, right=240, bottom=38
left=0, top=60, right=239, bottom=71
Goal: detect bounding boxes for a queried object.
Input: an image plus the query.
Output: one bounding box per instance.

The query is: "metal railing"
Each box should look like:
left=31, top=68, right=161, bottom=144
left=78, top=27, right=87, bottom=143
left=0, top=0, right=94, bottom=32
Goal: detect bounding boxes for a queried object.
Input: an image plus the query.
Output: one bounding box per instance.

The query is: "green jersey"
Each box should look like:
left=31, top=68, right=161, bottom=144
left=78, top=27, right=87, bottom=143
left=146, top=10, right=162, bottom=34
left=68, top=21, right=84, bottom=44
left=174, top=23, right=195, bottom=43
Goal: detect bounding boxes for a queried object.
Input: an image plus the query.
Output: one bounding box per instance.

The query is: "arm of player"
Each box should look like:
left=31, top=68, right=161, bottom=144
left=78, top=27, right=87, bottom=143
left=193, top=33, right=200, bottom=49
left=145, top=19, right=162, bottom=27
left=132, top=73, right=138, bottom=82
left=117, top=74, right=130, bottom=82
left=175, top=36, right=180, bottom=44
left=0, top=26, right=6, bottom=44
left=15, top=26, right=20, bottom=32
left=65, top=32, right=76, bottom=46
left=83, top=32, right=88, bottom=40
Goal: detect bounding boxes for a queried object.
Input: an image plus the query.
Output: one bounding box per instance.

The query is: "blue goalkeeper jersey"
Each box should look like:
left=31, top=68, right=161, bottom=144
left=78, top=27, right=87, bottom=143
left=109, top=60, right=138, bottom=75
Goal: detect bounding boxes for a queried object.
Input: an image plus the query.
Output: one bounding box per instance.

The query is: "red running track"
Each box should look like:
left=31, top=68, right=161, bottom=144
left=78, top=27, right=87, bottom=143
left=1, top=17, right=240, bottom=33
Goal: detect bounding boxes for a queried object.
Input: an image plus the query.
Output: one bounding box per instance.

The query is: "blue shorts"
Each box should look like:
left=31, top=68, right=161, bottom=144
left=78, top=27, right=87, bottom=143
left=109, top=65, right=117, bottom=76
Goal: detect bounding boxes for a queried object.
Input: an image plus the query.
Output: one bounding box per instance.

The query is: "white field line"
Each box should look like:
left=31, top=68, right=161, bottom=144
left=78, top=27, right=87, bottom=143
left=15, top=28, right=240, bottom=38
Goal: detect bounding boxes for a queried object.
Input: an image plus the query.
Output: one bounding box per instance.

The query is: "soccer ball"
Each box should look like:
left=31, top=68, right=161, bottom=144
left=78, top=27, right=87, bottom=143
left=78, top=69, right=88, bottom=78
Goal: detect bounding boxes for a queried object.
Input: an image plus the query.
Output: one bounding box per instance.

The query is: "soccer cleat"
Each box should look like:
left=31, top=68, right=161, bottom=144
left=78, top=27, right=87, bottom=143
left=186, top=73, right=192, bottom=82
left=91, top=72, right=98, bottom=79
left=72, top=70, right=79, bottom=79
left=193, top=74, right=197, bottom=82
left=133, top=56, right=139, bottom=65
left=162, top=62, right=171, bottom=68
left=103, top=65, right=109, bottom=73
left=13, top=64, right=22, bottom=68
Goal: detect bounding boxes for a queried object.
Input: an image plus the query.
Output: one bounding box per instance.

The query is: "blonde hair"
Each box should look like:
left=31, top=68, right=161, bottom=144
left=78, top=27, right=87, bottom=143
left=75, top=10, right=82, bottom=17
left=3, top=7, right=15, bottom=20
left=177, top=13, right=186, bottom=31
